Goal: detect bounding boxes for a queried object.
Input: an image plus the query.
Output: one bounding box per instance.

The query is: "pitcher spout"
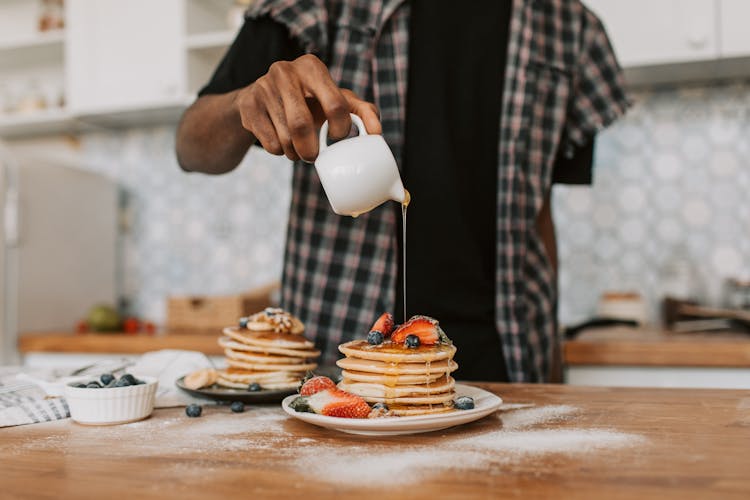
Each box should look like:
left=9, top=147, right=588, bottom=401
left=389, top=180, right=407, bottom=204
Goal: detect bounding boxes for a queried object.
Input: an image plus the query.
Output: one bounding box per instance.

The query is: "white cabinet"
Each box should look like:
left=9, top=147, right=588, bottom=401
left=584, top=0, right=719, bottom=67
left=66, top=0, right=186, bottom=113
left=719, top=0, right=750, bottom=57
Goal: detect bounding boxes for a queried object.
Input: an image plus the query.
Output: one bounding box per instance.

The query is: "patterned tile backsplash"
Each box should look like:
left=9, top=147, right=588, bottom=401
left=80, top=128, right=293, bottom=322
left=554, top=83, right=750, bottom=324
left=9, top=83, right=749, bottom=326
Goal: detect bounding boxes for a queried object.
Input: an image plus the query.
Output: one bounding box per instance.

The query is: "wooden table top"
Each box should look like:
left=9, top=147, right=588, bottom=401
left=564, top=326, right=750, bottom=367
left=2, top=383, right=749, bottom=499
left=18, top=331, right=223, bottom=355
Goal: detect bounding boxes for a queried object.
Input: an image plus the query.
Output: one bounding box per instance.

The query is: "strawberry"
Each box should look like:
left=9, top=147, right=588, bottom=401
left=370, top=312, right=395, bottom=337
left=391, top=315, right=450, bottom=345
left=299, top=375, right=336, bottom=396
left=292, top=388, right=371, bottom=419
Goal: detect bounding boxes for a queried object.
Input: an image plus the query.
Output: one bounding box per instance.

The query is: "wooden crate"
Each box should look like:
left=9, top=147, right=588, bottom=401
left=166, top=282, right=280, bottom=333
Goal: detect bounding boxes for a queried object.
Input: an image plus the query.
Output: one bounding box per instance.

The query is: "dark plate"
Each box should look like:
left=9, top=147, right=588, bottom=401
left=174, top=366, right=341, bottom=404
left=175, top=377, right=296, bottom=404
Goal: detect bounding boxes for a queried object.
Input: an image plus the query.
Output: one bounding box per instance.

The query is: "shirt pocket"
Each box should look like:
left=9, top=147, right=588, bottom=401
left=516, top=59, right=571, bottom=195
left=327, top=21, right=377, bottom=96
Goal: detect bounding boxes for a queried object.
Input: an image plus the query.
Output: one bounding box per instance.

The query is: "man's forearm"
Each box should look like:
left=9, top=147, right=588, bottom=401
left=176, top=91, right=256, bottom=174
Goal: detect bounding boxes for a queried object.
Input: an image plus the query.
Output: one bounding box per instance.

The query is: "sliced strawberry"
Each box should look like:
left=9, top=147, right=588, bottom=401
left=299, top=375, right=336, bottom=396
left=391, top=315, right=449, bottom=345
left=370, top=312, right=395, bottom=337
left=306, top=388, right=371, bottom=419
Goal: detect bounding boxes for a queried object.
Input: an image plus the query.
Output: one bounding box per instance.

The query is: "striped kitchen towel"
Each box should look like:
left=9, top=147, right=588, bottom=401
left=0, top=380, right=69, bottom=428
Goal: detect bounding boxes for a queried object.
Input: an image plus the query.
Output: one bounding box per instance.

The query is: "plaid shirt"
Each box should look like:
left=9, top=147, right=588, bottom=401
left=247, top=0, right=629, bottom=382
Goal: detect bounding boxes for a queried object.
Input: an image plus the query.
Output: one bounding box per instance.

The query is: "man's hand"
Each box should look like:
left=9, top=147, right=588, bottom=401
left=232, top=54, right=381, bottom=162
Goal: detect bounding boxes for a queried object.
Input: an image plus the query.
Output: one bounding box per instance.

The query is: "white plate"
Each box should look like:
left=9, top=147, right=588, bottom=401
left=281, top=383, right=502, bottom=436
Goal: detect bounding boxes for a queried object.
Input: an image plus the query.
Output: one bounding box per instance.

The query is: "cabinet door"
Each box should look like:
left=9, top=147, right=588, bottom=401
left=719, top=0, right=750, bottom=57
left=583, top=0, right=719, bottom=67
left=66, top=0, right=185, bottom=112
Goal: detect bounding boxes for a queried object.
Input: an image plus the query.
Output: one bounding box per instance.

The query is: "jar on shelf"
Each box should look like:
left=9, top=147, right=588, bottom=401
left=39, top=0, right=65, bottom=32
left=16, top=80, right=47, bottom=115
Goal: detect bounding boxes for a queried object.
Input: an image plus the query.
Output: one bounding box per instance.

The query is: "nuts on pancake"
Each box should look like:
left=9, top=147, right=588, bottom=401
left=245, top=307, right=305, bottom=334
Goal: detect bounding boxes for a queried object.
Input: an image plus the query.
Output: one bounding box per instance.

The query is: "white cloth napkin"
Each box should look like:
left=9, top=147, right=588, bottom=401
left=129, top=349, right=214, bottom=407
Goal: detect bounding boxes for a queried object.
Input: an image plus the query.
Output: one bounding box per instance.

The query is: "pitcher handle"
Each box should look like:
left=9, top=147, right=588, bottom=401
left=319, top=113, right=367, bottom=154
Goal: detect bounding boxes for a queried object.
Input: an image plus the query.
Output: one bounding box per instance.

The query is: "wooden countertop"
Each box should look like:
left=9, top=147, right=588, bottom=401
left=564, top=326, right=750, bottom=367
left=2, top=383, right=749, bottom=499
left=18, top=331, right=223, bottom=355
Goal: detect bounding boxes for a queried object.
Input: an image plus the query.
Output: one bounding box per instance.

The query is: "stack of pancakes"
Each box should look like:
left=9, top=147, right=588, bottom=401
left=216, top=308, right=320, bottom=390
left=336, top=340, right=458, bottom=416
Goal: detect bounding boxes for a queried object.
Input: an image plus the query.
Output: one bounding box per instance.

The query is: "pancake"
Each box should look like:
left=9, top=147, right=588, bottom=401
left=360, top=390, right=456, bottom=405
left=336, top=357, right=458, bottom=376
left=226, top=357, right=318, bottom=373
left=340, top=369, right=444, bottom=385
left=339, top=340, right=456, bottom=364
left=224, top=327, right=314, bottom=350
left=219, top=337, right=321, bottom=358
left=224, top=348, right=308, bottom=365
left=388, top=404, right=455, bottom=417
left=338, top=375, right=455, bottom=399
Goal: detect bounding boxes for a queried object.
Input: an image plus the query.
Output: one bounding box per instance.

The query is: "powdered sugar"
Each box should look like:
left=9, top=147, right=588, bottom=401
left=498, top=404, right=578, bottom=430
left=5, top=402, right=647, bottom=488
left=295, top=404, right=646, bottom=486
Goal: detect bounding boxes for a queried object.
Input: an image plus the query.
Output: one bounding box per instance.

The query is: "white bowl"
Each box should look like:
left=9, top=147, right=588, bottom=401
left=64, top=375, right=158, bottom=425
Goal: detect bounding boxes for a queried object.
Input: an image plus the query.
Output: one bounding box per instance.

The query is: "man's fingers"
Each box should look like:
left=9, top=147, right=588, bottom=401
left=296, top=55, right=351, bottom=140
left=251, top=111, right=283, bottom=156
left=269, top=62, right=319, bottom=162
left=346, top=94, right=382, bottom=135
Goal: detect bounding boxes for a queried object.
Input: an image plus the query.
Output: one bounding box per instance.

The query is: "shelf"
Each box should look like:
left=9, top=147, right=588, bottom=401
left=0, top=108, right=79, bottom=139
left=186, top=30, right=235, bottom=51
left=0, top=30, right=64, bottom=52
left=74, top=96, right=194, bottom=129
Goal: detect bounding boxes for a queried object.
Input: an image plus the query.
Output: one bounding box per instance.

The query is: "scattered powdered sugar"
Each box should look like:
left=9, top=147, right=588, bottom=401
left=294, top=404, right=646, bottom=487
left=456, top=428, right=645, bottom=456
left=6, top=403, right=647, bottom=488
left=498, top=405, right=578, bottom=430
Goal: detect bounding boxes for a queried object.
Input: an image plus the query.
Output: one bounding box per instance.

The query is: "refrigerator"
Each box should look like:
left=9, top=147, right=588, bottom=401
left=0, top=150, right=117, bottom=364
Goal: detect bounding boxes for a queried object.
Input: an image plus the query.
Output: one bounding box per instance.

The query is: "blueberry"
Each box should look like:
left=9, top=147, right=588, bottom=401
left=185, top=404, right=203, bottom=418
left=86, top=382, right=101, bottom=389
left=453, top=396, right=474, bottom=410
left=247, top=382, right=261, bottom=392
left=239, top=316, right=249, bottom=328
left=372, top=402, right=389, bottom=411
left=100, top=373, right=115, bottom=385
left=74, top=383, right=87, bottom=388
left=119, top=374, right=138, bottom=385
left=367, top=330, right=384, bottom=345
left=405, top=334, right=420, bottom=348
left=114, top=377, right=132, bottom=387
left=230, top=401, right=245, bottom=413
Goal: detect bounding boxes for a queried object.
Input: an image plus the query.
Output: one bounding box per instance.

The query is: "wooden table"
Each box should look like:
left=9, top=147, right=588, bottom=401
left=2, top=383, right=749, bottom=499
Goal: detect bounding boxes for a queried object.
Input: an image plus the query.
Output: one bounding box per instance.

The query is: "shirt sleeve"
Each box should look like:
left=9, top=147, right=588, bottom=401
left=560, top=6, right=630, bottom=157
left=198, top=15, right=304, bottom=97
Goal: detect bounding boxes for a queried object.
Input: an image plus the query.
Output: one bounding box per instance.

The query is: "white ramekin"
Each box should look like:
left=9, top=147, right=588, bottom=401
left=64, top=375, right=158, bottom=425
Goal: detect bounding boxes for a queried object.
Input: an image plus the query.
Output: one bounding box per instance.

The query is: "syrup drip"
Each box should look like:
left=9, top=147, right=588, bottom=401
left=401, top=189, right=410, bottom=323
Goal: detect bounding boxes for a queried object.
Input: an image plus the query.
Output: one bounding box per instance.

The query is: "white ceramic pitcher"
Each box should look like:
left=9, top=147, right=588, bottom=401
left=314, top=113, right=407, bottom=217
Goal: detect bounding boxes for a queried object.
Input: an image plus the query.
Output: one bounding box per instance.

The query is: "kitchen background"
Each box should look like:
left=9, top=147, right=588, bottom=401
left=1, top=0, right=749, bottom=386
left=8, top=84, right=750, bottom=327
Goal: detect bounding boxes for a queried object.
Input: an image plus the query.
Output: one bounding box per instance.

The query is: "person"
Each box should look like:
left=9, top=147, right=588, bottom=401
left=176, top=0, right=629, bottom=382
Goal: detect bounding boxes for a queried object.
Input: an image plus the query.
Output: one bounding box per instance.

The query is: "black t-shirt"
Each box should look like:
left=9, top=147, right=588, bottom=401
left=199, top=4, right=593, bottom=382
